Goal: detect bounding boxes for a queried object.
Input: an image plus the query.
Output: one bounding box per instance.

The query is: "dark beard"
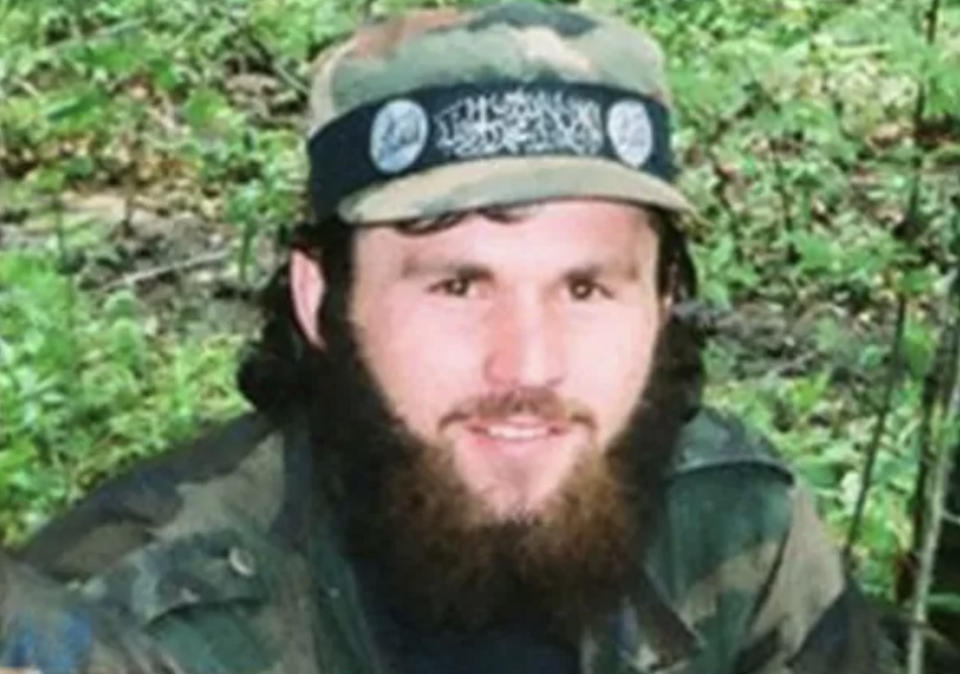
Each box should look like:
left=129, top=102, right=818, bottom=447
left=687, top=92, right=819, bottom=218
left=306, top=311, right=701, bottom=638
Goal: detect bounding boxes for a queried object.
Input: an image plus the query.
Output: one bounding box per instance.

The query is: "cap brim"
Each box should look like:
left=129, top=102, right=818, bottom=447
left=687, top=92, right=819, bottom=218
left=336, top=156, right=694, bottom=224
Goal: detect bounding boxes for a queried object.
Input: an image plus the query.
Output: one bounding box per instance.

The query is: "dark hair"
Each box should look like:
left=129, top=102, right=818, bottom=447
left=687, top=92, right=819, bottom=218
left=237, top=206, right=699, bottom=413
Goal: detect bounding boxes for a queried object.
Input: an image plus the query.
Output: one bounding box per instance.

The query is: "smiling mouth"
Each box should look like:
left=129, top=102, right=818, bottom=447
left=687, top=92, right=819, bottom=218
left=465, top=417, right=570, bottom=443
left=475, top=424, right=553, bottom=441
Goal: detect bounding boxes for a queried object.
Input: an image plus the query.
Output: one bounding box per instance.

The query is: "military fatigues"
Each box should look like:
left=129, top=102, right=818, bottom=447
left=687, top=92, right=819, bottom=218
left=1, top=409, right=891, bottom=673
left=0, top=5, right=895, bottom=672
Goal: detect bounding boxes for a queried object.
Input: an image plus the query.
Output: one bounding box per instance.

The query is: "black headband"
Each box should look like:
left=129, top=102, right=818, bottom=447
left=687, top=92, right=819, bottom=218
left=307, top=81, right=676, bottom=219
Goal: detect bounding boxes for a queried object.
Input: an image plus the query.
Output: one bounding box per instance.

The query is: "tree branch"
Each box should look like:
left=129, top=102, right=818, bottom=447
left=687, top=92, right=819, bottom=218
left=99, top=249, right=232, bottom=291
left=907, top=322, right=958, bottom=674
left=844, top=295, right=907, bottom=559
left=902, top=0, right=948, bottom=669
left=844, top=0, right=944, bottom=567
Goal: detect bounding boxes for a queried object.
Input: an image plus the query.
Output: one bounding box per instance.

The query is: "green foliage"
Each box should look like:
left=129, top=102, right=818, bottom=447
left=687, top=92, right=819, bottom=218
left=0, top=248, right=244, bottom=541
left=658, top=0, right=960, bottom=600
left=1, top=0, right=959, bottom=617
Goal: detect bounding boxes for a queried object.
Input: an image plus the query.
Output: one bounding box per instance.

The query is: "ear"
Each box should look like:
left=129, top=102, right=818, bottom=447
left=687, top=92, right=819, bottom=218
left=290, top=248, right=326, bottom=349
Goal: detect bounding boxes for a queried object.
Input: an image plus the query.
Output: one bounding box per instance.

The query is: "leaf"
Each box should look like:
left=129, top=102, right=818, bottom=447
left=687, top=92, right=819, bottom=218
left=45, top=89, right=107, bottom=123
left=902, top=319, right=936, bottom=378
left=898, top=267, right=937, bottom=297
left=183, top=87, right=231, bottom=132
left=791, top=231, right=834, bottom=273
left=80, top=40, right=142, bottom=77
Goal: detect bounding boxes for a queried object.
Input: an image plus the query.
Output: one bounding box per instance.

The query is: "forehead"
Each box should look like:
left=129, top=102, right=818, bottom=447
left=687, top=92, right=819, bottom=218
left=355, top=199, right=660, bottom=269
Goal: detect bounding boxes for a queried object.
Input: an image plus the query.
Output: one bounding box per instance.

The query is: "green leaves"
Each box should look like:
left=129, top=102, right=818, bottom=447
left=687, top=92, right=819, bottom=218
left=680, top=0, right=959, bottom=602
left=0, top=249, right=244, bottom=544
left=183, top=87, right=235, bottom=133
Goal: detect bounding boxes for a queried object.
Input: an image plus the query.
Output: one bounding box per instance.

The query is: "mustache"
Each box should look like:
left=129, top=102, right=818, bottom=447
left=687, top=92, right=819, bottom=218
left=439, top=387, right=595, bottom=430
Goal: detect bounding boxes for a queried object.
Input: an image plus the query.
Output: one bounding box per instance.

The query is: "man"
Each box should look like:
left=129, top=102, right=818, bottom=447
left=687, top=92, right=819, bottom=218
left=0, top=3, right=892, bottom=673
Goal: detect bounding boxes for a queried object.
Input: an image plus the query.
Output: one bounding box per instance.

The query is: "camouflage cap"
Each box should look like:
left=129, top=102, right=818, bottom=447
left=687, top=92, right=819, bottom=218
left=307, top=2, right=692, bottom=225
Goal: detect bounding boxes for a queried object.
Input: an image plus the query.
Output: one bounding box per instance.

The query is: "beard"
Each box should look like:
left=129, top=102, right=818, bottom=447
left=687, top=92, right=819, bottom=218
left=304, top=304, right=702, bottom=637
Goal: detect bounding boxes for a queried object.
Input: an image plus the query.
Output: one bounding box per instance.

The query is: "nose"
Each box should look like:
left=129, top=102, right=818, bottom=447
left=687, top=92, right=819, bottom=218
left=483, top=293, right=566, bottom=389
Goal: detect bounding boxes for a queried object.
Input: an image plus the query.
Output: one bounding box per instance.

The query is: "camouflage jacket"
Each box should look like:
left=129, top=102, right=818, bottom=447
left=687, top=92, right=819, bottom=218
left=0, top=408, right=891, bottom=673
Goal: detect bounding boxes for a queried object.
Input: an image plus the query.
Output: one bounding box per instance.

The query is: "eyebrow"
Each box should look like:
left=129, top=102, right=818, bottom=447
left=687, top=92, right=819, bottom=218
left=564, top=260, right=640, bottom=282
left=400, top=257, right=494, bottom=281
left=400, top=256, right=640, bottom=283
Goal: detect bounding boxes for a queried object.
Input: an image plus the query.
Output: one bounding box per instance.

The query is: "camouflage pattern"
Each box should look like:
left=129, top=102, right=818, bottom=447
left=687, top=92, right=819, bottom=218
left=0, top=550, right=184, bottom=674
left=308, top=3, right=694, bottom=223
left=1, top=409, right=893, bottom=673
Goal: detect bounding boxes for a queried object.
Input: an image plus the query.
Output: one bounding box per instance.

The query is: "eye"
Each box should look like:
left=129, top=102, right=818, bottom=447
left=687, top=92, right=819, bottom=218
left=430, top=275, right=476, bottom=298
left=567, top=277, right=611, bottom=301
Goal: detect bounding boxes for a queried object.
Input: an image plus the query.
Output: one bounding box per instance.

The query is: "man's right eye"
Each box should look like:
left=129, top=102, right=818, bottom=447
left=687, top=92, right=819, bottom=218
left=429, top=276, right=475, bottom=297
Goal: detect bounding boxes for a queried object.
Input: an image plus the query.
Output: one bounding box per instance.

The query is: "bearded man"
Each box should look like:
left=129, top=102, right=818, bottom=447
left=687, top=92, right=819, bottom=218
left=0, top=3, right=893, bottom=673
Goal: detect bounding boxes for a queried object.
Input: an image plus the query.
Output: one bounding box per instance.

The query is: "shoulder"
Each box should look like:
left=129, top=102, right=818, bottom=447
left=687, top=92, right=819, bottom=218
left=645, top=410, right=886, bottom=670
left=649, top=408, right=799, bottom=607
left=660, top=407, right=797, bottom=550
left=18, top=412, right=284, bottom=581
left=11, top=412, right=321, bottom=672
left=668, top=406, right=794, bottom=483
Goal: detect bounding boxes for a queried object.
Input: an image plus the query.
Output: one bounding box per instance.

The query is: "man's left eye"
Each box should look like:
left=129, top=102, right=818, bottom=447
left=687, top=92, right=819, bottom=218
left=430, top=276, right=477, bottom=297
left=567, top=279, right=610, bottom=301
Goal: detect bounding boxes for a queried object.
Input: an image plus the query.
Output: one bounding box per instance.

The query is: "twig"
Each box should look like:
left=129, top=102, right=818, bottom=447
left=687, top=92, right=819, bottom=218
left=11, top=77, right=41, bottom=98
left=909, top=269, right=958, bottom=571
left=845, top=0, right=943, bottom=565
left=766, top=136, right=795, bottom=235
left=100, top=250, right=232, bottom=291
left=902, top=0, right=948, bottom=670
left=909, top=336, right=940, bottom=572
left=208, top=4, right=309, bottom=96
left=37, top=19, right=146, bottom=59
left=907, top=253, right=959, bottom=674
left=907, top=326, right=957, bottom=674
left=240, top=30, right=310, bottom=97
left=844, top=295, right=907, bottom=559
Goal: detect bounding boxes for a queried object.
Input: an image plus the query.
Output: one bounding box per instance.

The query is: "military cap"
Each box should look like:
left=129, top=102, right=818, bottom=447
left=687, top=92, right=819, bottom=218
left=307, top=2, right=692, bottom=224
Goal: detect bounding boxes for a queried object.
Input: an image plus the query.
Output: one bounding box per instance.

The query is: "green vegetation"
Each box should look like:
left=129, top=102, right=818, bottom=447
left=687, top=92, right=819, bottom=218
left=1, top=0, right=959, bottom=623
left=0, top=250, right=243, bottom=540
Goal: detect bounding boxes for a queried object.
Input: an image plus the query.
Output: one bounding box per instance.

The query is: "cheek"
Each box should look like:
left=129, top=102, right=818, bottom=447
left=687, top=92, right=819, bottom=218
left=566, top=307, right=661, bottom=439
left=353, top=293, right=484, bottom=432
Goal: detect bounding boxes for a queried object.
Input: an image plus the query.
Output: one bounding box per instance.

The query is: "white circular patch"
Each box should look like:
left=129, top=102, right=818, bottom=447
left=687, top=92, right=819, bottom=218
left=369, top=98, right=429, bottom=174
left=606, top=99, right=654, bottom=168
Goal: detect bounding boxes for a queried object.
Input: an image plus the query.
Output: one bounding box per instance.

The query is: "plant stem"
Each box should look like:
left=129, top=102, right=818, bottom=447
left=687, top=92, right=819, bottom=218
left=903, top=0, right=948, bottom=669
left=907, top=317, right=958, bottom=674
left=844, top=0, right=943, bottom=566
left=844, top=294, right=906, bottom=560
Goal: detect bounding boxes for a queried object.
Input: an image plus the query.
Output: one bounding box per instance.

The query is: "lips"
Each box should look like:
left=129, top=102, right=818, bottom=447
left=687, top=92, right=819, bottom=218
left=449, top=416, right=586, bottom=517
left=480, top=424, right=551, bottom=441
left=464, top=416, right=569, bottom=445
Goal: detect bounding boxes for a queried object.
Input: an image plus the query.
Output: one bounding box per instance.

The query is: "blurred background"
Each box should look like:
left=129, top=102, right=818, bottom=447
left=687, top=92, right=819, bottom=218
left=1, top=0, right=958, bottom=664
